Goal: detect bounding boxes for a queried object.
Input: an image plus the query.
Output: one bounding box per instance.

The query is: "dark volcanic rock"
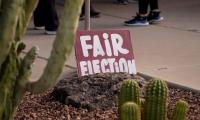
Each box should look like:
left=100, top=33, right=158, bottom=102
left=51, top=72, right=147, bottom=110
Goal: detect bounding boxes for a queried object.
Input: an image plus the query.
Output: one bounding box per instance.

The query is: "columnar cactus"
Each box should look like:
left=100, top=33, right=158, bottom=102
left=119, top=79, right=141, bottom=109
left=172, top=100, right=188, bottom=120
left=0, top=0, right=84, bottom=119
left=120, top=102, right=141, bottom=120
left=143, top=79, right=168, bottom=120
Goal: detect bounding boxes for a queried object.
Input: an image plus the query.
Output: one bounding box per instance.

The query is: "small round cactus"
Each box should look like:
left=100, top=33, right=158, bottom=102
left=119, top=79, right=140, bottom=109
left=172, top=100, right=188, bottom=120
left=143, top=79, right=168, bottom=120
left=120, top=102, right=141, bottom=120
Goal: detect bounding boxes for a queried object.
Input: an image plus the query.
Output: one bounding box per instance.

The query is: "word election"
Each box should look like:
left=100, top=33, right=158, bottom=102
left=76, top=31, right=136, bottom=76
left=80, top=58, right=136, bottom=76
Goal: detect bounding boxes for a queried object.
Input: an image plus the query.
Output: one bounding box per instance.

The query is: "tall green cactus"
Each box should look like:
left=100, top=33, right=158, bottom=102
left=119, top=79, right=141, bottom=109
left=29, top=0, right=83, bottom=93
left=120, top=102, right=141, bottom=120
left=172, top=100, right=188, bottom=120
left=143, top=79, right=168, bottom=120
left=0, top=0, right=84, bottom=119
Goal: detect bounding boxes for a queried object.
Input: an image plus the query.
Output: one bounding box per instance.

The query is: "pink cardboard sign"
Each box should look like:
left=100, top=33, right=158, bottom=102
left=75, top=29, right=136, bottom=76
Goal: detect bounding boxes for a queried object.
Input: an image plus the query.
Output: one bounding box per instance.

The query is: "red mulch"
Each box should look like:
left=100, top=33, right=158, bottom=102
left=14, top=73, right=200, bottom=120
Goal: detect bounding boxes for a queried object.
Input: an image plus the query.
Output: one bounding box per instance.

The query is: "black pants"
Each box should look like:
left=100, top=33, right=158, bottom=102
left=139, top=0, right=159, bottom=14
left=81, top=2, right=96, bottom=15
left=34, top=0, right=59, bottom=31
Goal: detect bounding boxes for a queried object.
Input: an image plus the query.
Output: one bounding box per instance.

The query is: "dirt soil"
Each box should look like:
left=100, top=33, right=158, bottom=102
left=14, top=72, right=200, bottom=120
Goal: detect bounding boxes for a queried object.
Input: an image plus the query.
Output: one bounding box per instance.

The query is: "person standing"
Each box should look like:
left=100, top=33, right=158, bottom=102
left=34, top=0, right=59, bottom=35
left=124, top=0, right=163, bottom=26
left=80, top=1, right=101, bottom=20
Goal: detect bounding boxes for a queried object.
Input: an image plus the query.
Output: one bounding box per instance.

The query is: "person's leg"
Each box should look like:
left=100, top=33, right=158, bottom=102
left=149, top=0, right=159, bottom=11
left=33, top=0, right=46, bottom=29
left=138, top=0, right=149, bottom=15
left=44, top=0, right=59, bottom=32
left=80, top=2, right=85, bottom=16
left=124, top=0, right=149, bottom=26
left=148, top=0, right=163, bottom=23
left=90, top=4, right=100, bottom=17
left=80, top=2, right=100, bottom=20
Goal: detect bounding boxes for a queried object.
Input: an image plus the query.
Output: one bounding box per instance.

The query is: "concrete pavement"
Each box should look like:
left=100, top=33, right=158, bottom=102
left=22, top=0, right=200, bottom=90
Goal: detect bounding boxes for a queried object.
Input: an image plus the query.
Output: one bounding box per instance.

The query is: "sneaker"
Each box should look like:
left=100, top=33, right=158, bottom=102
left=116, top=0, right=128, bottom=5
left=35, top=26, right=45, bottom=30
left=127, top=0, right=138, bottom=3
left=79, top=14, right=85, bottom=20
left=124, top=14, right=149, bottom=26
left=147, top=11, right=164, bottom=24
left=91, top=11, right=101, bottom=18
left=79, top=11, right=101, bottom=21
left=45, top=30, right=57, bottom=35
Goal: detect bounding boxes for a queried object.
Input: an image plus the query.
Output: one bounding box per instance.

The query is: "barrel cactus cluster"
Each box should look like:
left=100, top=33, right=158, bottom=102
left=118, top=79, right=188, bottom=120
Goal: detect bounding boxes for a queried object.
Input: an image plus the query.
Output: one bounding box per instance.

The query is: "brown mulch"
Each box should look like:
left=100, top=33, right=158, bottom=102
left=14, top=73, right=200, bottom=120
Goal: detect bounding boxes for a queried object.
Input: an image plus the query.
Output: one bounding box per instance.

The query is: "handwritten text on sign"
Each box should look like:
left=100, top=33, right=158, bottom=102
left=75, top=30, right=136, bottom=76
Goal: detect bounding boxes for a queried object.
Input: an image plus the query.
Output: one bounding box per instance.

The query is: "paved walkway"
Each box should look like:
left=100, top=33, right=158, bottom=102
left=22, top=0, right=200, bottom=90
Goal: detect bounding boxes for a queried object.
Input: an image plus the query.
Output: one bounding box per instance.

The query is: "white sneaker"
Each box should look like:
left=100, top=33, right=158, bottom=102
left=34, top=26, right=45, bottom=30
left=45, top=30, right=57, bottom=35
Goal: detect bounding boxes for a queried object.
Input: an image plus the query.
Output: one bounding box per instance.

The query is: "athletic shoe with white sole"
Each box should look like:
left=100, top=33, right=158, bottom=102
left=148, top=11, right=164, bottom=24
left=116, top=0, right=129, bottom=5
left=45, top=30, right=57, bottom=35
left=124, top=14, right=149, bottom=26
left=34, top=26, right=45, bottom=30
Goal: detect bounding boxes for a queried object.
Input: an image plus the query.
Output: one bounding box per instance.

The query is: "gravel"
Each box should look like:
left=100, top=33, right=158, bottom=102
left=14, top=72, right=200, bottom=120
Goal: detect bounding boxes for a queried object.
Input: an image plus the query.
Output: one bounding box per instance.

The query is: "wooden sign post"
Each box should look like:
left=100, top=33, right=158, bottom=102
left=75, top=29, right=136, bottom=76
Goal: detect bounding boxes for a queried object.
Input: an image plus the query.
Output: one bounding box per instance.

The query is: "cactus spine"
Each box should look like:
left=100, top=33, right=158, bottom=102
left=172, top=100, right=188, bottom=120
left=143, top=79, right=168, bottom=120
left=120, top=102, right=141, bottom=120
left=119, top=79, right=140, bottom=108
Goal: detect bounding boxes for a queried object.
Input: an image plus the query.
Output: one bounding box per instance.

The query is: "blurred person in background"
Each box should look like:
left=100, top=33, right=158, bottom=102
left=114, top=0, right=138, bottom=5
left=124, top=0, right=163, bottom=26
left=34, top=0, right=59, bottom=35
left=80, top=1, right=101, bottom=20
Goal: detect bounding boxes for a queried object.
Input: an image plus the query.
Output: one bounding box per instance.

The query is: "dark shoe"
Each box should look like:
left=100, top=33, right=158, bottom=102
left=116, top=0, right=128, bottom=5
left=90, top=11, right=101, bottom=18
left=34, top=26, right=45, bottom=30
left=45, top=28, right=57, bottom=35
left=79, top=14, right=85, bottom=20
left=45, top=30, right=56, bottom=35
left=127, top=0, right=138, bottom=3
left=147, top=11, right=164, bottom=24
left=124, top=14, right=149, bottom=26
left=79, top=11, right=101, bottom=20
